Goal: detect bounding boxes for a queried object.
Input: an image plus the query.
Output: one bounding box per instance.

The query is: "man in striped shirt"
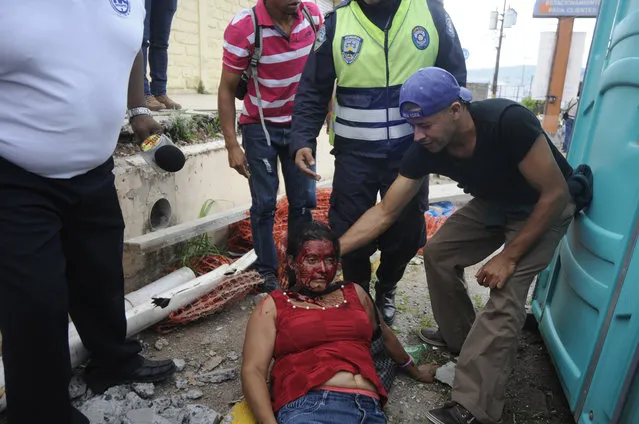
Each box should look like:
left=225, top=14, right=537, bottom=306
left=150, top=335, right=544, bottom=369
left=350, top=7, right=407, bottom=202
left=218, top=0, right=323, bottom=291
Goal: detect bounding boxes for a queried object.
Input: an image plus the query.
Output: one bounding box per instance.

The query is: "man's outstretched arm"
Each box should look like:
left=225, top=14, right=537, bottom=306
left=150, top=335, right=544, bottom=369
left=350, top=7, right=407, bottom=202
left=340, top=175, right=425, bottom=255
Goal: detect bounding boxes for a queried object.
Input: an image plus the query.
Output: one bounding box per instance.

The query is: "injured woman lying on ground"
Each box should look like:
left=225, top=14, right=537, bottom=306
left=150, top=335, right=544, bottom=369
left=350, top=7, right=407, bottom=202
left=240, top=221, right=437, bottom=424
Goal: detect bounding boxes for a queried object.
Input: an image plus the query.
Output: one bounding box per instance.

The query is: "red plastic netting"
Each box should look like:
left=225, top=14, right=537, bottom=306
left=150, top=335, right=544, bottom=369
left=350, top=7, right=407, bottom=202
left=155, top=270, right=263, bottom=334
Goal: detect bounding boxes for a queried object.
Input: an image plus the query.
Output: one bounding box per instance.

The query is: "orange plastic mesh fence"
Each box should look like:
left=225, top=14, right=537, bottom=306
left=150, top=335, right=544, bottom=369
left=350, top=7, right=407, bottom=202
left=154, top=270, right=263, bottom=334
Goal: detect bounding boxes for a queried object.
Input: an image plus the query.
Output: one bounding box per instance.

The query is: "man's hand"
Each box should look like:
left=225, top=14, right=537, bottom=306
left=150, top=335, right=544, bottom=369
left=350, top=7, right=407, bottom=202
left=475, top=252, right=517, bottom=289
left=228, top=144, right=250, bottom=178
left=407, top=363, right=437, bottom=383
left=294, top=147, right=320, bottom=181
left=131, top=115, right=163, bottom=144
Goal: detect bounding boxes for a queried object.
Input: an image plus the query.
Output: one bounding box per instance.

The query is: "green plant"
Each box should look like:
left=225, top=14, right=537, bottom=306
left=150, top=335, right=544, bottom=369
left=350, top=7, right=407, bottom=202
left=420, top=315, right=436, bottom=329
left=165, top=112, right=197, bottom=142
left=176, top=199, right=224, bottom=269
left=191, top=114, right=222, bottom=138
left=521, top=96, right=545, bottom=115
left=197, top=79, right=209, bottom=94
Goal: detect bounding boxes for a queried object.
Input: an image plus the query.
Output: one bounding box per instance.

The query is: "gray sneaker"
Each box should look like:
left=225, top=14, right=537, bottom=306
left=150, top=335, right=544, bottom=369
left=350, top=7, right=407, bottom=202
left=418, top=327, right=448, bottom=348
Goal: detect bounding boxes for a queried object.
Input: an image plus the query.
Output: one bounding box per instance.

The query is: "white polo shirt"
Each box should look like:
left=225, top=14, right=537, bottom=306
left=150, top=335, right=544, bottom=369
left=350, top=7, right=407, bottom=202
left=0, top=0, right=145, bottom=178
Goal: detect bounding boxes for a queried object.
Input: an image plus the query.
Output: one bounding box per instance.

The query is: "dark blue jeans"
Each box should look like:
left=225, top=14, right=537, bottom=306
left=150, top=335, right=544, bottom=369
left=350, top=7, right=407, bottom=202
left=563, top=117, right=575, bottom=153
left=277, top=390, right=387, bottom=424
left=241, top=124, right=316, bottom=277
left=143, top=0, right=178, bottom=96
left=329, top=153, right=428, bottom=292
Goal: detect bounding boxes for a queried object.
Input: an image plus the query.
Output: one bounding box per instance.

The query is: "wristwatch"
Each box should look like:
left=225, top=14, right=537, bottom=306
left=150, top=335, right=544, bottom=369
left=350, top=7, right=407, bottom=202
left=128, top=107, right=152, bottom=123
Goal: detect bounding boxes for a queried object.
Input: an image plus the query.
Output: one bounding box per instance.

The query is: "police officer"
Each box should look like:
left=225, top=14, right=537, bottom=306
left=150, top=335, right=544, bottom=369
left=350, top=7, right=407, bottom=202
left=289, top=0, right=467, bottom=324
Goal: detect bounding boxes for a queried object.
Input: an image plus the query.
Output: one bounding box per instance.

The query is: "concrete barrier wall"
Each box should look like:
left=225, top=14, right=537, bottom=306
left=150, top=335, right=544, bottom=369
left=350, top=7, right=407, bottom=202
left=115, top=132, right=335, bottom=240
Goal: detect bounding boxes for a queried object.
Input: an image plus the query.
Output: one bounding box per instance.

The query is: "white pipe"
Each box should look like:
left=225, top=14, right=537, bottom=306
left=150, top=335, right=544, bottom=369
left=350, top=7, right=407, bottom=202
left=124, top=263, right=231, bottom=337
left=124, top=267, right=196, bottom=310
left=0, top=250, right=256, bottom=412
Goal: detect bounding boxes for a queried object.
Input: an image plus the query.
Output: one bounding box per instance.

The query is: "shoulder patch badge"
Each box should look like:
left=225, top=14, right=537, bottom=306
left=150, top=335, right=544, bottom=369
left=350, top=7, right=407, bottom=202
left=445, top=13, right=456, bottom=38
left=109, top=0, right=131, bottom=16
left=411, top=26, right=430, bottom=50
left=314, top=25, right=327, bottom=52
left=341, top=35, right=363, bottom=64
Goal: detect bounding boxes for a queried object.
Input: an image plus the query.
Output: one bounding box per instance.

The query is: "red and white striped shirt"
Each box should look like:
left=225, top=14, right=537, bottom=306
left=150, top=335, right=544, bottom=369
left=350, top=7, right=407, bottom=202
left=223, top=0, right=323, bottom=126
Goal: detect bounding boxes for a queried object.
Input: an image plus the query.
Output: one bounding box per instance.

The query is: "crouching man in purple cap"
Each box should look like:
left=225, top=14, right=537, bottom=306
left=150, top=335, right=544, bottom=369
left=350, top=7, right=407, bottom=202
left=337, top=66, right=576, bottom=424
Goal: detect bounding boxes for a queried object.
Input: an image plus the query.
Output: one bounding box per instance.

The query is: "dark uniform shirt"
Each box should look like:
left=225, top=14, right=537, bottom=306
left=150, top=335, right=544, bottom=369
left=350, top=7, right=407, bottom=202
left=289, top=0, right=468, bottom=158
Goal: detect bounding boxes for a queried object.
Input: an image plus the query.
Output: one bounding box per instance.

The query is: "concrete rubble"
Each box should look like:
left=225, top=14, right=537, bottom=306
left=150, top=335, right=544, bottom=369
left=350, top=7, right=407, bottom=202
left=74, top=381, right=225, bottom=424
left=435, top=361, right=457, bottom=387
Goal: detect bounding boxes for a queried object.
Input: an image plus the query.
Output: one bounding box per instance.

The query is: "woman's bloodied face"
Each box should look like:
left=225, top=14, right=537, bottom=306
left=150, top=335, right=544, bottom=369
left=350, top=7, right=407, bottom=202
left=292, top=239, right=338, bottom=292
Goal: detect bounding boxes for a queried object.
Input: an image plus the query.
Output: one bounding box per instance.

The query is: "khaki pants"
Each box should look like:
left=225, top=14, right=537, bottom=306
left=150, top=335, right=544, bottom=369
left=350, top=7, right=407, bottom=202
left=423, top=198, right=574, bottom=424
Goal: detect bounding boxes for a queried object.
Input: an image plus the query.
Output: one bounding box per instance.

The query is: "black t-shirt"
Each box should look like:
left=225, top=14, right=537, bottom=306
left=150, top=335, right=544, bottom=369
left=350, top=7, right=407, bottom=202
left=399, top=99, right=573, bottom=205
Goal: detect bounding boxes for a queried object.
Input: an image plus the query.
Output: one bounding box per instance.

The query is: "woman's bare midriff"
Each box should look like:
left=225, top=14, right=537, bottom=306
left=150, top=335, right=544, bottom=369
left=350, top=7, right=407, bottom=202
left=318, top=371, right=378, bottom=393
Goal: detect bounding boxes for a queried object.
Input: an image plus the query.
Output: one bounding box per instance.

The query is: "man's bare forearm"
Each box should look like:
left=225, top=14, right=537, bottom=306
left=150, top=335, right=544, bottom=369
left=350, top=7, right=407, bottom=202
left=340, top=204, right=393, bottom=255
left=127, top=50, right=146, bottom=109
left=242, top=370, right=277, bottom=424
left=218, top=86, right=240, bottom=150
left=502, top=188, right=570, bottom=263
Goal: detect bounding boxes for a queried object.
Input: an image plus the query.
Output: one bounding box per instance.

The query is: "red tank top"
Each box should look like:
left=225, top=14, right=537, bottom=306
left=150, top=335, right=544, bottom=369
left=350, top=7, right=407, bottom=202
left=269, top=283, right=387, bottom=412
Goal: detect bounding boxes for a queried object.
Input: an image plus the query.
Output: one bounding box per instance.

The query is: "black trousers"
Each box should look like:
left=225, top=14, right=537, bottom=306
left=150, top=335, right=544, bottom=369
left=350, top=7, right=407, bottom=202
left=0, top=156, right=141, bottom=424
left=328, top=153, right=429, bottom=293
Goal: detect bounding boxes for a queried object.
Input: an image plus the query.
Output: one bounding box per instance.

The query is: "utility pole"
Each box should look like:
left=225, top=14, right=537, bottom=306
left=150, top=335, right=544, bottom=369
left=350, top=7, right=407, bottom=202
left=489, top=0, right=517, bottom=98
left=491, top=0, right=507, bottom=98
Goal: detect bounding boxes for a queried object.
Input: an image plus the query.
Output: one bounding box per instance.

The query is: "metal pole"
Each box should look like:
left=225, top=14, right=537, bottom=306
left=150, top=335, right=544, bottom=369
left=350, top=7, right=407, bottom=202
left=491, top=0, right=507, bottom=98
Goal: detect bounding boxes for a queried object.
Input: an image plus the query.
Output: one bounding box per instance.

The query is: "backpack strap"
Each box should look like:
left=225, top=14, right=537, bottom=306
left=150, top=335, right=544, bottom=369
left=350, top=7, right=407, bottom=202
left=248, top=7, right=272, bottom=146
left=301, top=3, right=318, bottom=34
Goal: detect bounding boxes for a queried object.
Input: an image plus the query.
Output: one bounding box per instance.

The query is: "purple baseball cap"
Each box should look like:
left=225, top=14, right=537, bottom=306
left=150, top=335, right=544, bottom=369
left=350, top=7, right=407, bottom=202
left=399, top=67, right=472, bottom=119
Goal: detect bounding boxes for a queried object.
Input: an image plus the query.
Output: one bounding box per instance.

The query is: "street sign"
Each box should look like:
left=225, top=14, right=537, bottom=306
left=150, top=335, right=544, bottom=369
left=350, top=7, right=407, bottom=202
left=533, top=0, right=600, bottom=18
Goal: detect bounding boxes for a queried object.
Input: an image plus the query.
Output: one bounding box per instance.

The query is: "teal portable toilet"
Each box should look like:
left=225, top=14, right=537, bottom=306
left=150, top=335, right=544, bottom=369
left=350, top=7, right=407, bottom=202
left=532, top=0, right=639, bottom=422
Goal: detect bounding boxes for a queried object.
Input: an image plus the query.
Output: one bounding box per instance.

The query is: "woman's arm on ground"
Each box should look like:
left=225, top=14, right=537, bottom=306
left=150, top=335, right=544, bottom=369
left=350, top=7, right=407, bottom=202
left=241, top=296, right=278, bottom=424
left=354, top=284, right=437, bottom=383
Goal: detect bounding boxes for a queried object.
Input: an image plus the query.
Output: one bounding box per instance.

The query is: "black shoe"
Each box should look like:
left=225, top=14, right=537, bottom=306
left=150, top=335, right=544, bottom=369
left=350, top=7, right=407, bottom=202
left=72, top=407, right=90, bottom=424
left=375, top=288, right=396, bottom=325
left=418, top=327, right=448, bottom=348
left=262, top=273, right=280, bottom=293
left=84, top=357, right=176, bottom=394
left=426, top=402, right=481, bottom=424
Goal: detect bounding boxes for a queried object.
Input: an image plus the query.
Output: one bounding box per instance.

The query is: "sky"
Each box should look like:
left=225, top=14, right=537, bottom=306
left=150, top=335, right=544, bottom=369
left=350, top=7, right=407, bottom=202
left=443, top=0, right=598, bottom=70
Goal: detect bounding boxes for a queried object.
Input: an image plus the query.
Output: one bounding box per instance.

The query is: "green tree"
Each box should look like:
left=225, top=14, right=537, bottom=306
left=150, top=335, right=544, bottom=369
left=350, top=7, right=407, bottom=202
left=521, top=96, right=544, bottom=115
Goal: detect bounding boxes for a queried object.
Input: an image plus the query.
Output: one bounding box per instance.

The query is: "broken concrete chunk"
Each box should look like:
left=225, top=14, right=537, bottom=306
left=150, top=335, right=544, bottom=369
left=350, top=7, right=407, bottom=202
left=195, top=368, right=238, bottom=384
left=185, top=404, right=222, bottom=424
left=185, top=389, right=204, bottom=400
left=157, top=406, right=189, bottom=423
left=79, top=397, right=124, bottom=424
left=170, top=395, right=187, bottom=409
left=103, top=385, right=132, bottom=402
left=69, top=375, right=87, bottom=400
left=226, top=351, right=239, bottom=361
left=132, top=383, right=155, bottom=399
left=155, top=338, right=169, bottom=351
left=150, top=397, right=172, bottom=414
left=202, top=356, right=223, bottom=372
left=173, top=358, right=186, bottom=372
left=125, top=391, right=151, bottom=410
left=122, top=408, right=172, bottom=424
left=435, top=361, right=456, bottom=387
left=175, top=378, right=189, bottom=390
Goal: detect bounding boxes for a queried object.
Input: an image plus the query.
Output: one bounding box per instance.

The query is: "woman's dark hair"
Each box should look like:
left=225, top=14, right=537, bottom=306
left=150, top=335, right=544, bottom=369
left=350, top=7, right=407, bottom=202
left=287, top=221, right=340, bottom=259
left=286, top=221, right=340, bottom=289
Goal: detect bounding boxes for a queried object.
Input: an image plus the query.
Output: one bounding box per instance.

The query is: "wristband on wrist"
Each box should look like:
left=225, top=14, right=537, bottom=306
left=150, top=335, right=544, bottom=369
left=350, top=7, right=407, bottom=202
left=400, top=355, right=413, bottom=368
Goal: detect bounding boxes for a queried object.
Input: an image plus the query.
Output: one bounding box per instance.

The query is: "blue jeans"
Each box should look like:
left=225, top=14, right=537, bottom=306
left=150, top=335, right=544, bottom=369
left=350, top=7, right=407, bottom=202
left=143, top=0, right=178, bottom=96
left=241, top=124, right=316, bottom=277
left=563, top=117, right=575, bottom=152
left=277, top=390, right=387, bottom=424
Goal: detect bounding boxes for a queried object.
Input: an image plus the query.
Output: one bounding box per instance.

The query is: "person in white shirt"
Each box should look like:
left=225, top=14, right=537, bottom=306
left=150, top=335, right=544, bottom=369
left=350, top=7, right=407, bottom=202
left=0, top=1, right=176, bottom=422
